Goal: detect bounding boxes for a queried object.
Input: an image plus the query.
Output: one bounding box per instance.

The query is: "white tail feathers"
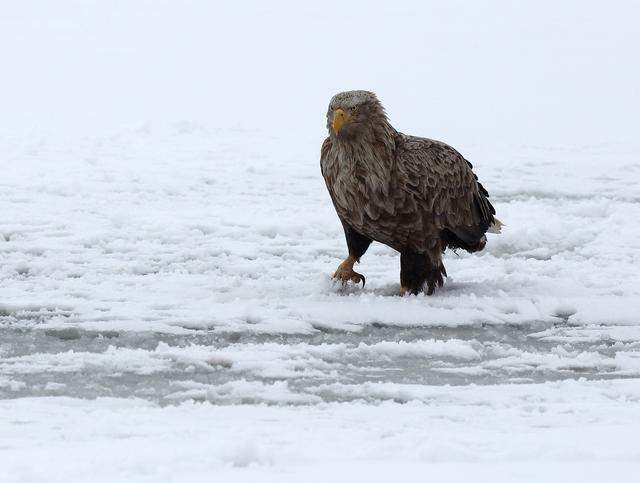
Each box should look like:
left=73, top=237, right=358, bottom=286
left=488, top=218, right=504, bottom=234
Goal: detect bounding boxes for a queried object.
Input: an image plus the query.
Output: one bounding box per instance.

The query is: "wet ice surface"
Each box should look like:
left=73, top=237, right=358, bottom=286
left=2, top=318, right=638, bottom=404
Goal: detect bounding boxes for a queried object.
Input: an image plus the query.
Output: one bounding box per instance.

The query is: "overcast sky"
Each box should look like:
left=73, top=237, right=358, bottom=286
left=1, top=0, right=638, bottom=147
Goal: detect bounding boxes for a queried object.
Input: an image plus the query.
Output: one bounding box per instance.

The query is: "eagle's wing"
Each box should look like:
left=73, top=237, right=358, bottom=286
left=395, top=135, right=496, bottom=250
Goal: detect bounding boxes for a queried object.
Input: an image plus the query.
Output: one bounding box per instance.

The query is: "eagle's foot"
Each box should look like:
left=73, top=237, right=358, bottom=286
left=333, top=255, right=366, bottom=288
left=400, top=286, right=423, bottom=296
left=400, top=251, right=447, bottom=296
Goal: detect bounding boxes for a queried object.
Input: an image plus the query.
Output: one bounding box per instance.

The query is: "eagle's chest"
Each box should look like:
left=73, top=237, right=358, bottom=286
left=323, top=154, right=368, bottom=209
left=322, top=150, right=395, bottom=226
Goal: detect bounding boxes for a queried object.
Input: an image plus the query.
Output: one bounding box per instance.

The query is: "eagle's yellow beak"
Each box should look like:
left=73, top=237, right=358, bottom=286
left=332, top=108, right=351, bottom=135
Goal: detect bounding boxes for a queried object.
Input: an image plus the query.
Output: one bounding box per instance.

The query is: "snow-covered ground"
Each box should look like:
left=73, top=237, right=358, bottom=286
left=2, top=1, right=640, bottom=481
left=3, top=380, right=640, bottom=482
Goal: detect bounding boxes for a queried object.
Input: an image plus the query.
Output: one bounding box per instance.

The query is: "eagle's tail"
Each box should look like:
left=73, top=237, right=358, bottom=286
left=441, top=228, right=486, bottom=253
left=487, top=218, right=504, bottom=234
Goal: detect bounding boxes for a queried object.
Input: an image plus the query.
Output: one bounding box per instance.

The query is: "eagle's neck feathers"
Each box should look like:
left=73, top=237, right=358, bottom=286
left=323, top=119, right=398, bottom=227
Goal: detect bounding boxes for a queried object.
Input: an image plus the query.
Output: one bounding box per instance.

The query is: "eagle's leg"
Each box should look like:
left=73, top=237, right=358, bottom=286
left=333, top=224, right=372, bottom=287
left=400, top=249, right=447, bottom=296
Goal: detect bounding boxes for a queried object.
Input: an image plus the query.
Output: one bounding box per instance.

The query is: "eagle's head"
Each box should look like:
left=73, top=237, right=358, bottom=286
left=326, top=90, right=389, bottom=140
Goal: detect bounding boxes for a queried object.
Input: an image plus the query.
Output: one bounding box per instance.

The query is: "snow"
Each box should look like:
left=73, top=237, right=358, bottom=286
left=2, top=380, right=640, bottom=482
left=2, top=0, right=640, bottom=481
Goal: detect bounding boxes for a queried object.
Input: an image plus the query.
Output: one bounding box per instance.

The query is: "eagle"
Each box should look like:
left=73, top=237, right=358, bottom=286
left=320, top=90, right=501, bottom=295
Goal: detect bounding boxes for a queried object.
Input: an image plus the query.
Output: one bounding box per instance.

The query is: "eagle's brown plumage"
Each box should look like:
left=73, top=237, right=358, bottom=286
left=320, top=90, right=500, bottom=295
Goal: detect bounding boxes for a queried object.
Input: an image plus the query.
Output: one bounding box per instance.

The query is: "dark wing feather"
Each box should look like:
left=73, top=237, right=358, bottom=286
left=395, top=135, right=495, bottom=250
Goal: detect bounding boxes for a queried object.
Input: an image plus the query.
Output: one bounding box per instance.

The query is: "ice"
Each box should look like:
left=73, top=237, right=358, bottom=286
left=1, top=1, right=640, bottom=481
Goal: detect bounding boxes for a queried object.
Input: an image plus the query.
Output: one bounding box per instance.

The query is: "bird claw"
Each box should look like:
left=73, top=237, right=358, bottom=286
left=333, top=271, right=365, bottom=288
left=332, top=259, right=366, bottom=288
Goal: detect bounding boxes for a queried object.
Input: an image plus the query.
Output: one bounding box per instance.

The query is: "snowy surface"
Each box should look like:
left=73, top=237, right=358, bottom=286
left=2, top=380, right=640, bottom=482
left=2, top=1, right=640, bottom=481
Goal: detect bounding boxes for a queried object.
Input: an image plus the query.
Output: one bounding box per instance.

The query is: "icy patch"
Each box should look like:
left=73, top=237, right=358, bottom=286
left=0, top=377, right=25, bottom=392
left=2, top=324, right=639, bottom=402
left=354, top=339, right=481, bottom=360
left=167, top=380, right=322, bottom=405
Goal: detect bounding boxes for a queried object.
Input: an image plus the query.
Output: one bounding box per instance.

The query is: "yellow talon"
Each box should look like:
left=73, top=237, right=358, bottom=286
left=333, top=255, right=365, bottom=287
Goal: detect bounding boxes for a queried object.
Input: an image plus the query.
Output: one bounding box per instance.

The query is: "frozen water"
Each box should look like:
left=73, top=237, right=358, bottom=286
left=1, top=1, right=640, bottom=481
left=1, top=321, right=637, bottom=404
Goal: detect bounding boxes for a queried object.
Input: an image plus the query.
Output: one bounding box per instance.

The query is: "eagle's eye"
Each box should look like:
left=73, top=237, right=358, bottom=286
left=350, top=106, right=358, bottom=113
